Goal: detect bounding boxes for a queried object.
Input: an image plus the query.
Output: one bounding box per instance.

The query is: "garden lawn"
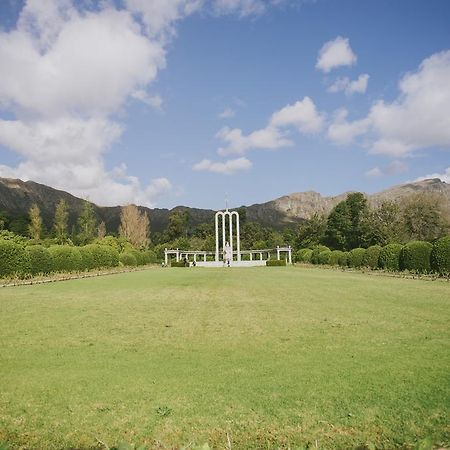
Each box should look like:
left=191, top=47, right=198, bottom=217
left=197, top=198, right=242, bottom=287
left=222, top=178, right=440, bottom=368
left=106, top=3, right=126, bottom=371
left=0, top=266, right=449, bottom=449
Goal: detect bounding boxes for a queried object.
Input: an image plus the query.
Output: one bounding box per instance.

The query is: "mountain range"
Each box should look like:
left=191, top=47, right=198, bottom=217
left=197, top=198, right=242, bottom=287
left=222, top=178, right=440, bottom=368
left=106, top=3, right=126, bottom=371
left=0, top=177, right=449, bottom=234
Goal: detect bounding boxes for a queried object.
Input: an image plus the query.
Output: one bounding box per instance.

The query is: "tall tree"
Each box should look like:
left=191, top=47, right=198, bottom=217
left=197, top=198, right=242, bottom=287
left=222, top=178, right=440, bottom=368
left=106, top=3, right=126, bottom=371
left=166, top=210, right=189, bottom=241
left=54, top=199, right=69, bottom=244
left=401, top=192, right=450, bottom=241
left=77, top=200, right=97, bottom=244
left=28, top=203, right=43, bottom=240
left=296, top=213, right=327, bottom=249
left=325, top=193, right=368, bottom=250
left=119, top=204, right=150, bottom=248
left=97, top=221, right=106, bottom=239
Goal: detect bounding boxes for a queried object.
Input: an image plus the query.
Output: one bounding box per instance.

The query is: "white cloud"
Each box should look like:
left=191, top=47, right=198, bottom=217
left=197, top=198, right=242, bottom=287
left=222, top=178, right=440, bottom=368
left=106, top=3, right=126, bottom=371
left=415, top=167, right=450, bottom=183
left=219, top=107, right=236, bottom=119
left=316, top=36, right=357, bottom=73
left=327, top=50, right=450, bottom=159
left=364, top=160, right=408, bottom=178
left=193, top=157, right=252, bottom=174
left=328, top=73, right=369, bottom=95
left=217, top=125, right=292, bottom=156
left=217, top=96, right=324, bottom=155
left=0, top=0, right=176, bottom=207
left=327, top=109, right=369, bottom=145
left=269, top=97, right=325, bottom=133
left=212, top=0, right=266, bottom=17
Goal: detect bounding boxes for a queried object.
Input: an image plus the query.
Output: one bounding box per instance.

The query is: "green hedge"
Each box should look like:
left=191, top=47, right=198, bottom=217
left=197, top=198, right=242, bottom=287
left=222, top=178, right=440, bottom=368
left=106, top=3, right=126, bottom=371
left=129, top=249, right=146, bottom=266
left=266, top=259, right=286, bottom=267
left=329, top=250, right=345, bottom=266
left=400, top=241, right=433, bottom=273
left=431, top=236, right=450, bottom=275
left=362, top=245, right=382, bottom=269
left=26, top=245, right=53, bottom=275
left=296, top=248, right=313, bottom=263
left=338, top=251, right=349, bottom=267
left=120, top=252, right=138, bottom=267
left=142, top=250, right=158, bottom=264
left=311, top=245, right=330, bottom=264
left=48, top=245, right=82, bottom=272
left=379, top=243, right=403, bottom=271
left=171, top=260, right=189, bottom=267
left=348, top=248, right=366, bottom=268
left=318, top=250, right=332, bottom=265
left=79, top=246, right=95, bottom=270
left=83, top=244, right=119, bottom=269
left=0, top=239, right=29, bottom=277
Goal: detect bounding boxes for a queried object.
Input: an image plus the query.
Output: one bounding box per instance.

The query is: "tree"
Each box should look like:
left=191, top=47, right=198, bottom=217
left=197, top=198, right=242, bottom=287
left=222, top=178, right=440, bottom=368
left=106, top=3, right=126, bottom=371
left=295, top=213, right=327, bottom=249
left=77, top=200, right=97, bottom=244
left=360, top=200, right=404, bottom=246
left=54, top=199, right=69, bottom=244
left=119, top=204, right=150, bottom=249
left=166, top=210, right=189, bottom=241
left=401, top=192, right=450, bottom=242
left=28, top=203, right=43, bottom=240
left=97, top=221, right=106, bottom=239
left=325, top=193, right=368, bottom=250
left=0, top=211, right=8, bottom=230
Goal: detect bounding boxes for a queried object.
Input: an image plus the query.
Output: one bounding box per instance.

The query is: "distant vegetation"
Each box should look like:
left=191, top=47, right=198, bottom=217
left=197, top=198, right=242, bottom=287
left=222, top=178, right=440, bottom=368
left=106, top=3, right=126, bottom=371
left=0, top=191, right=449, bottom=278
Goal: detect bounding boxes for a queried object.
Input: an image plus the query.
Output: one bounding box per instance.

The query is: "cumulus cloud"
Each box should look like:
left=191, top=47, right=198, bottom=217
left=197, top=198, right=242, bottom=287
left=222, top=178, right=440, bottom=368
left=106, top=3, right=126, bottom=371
left=193, top=157, right=252, bottom=174
left=364, top=160, right=408, bottom=178
left=415, top=167, right=450, bottom=183
left=328, top=73, right=369, bottom=95
left=327, top=50, right=450, bottom=159
left=0, top=0, right=177, bottom=206
left=316, top=36, right=357, bottom=73
left=217, top=97, right=324, bottom=155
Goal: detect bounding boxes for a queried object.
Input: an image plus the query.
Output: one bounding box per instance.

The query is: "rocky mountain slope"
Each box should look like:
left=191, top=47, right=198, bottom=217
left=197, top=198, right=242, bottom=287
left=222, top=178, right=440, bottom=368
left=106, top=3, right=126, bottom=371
left=0, top=177, right=449, bottom=233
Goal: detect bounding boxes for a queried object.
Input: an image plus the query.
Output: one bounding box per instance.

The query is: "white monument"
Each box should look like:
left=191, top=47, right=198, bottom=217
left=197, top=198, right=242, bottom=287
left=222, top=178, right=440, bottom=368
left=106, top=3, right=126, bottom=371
left=164, top=203, right=292, bottom=267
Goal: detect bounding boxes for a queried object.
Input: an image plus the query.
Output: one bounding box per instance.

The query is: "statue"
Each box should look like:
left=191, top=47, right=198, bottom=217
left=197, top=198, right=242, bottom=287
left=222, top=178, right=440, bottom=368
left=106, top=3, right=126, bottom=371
left=223, top=241, right=232, bottom=267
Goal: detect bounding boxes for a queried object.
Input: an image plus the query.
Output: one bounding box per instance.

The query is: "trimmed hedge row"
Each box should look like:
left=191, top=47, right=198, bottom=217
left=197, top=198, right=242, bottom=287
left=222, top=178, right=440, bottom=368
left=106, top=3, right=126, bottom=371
left=0, top=239, right=155, bottom=278
left=266, top=259, right=287, bottom=267
left=295, top=236, right=450, bottom=275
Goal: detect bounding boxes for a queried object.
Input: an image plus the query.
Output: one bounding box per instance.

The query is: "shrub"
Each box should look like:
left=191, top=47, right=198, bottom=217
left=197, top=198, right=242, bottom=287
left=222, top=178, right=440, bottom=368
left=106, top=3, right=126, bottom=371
left=338, top=251, right=349, bottom=267
left=83, top=244, right=119, bottom=269
left=142, top=250, right=158, bottom=264
left=266, top=259, right=286, bottom=266
left=49, top=245, right=82, bottom=272
left=26, top=245, right=53, bottom=275
left=329, top=250, right=345, bottom=266
left=171, top=260, right=189, bottom=267
left=296, top=248, right=313, bottom=263
left=379, top=243, right=403, bottom=271
left=400, top=240, right=433, bottom=273
left=362, top=245, right=382, bottom=269
left=348, top=248, right=366, bottom=268
left=431, top=236, right=450, bottom=275
left=310, top=245, right=330, bottom=264
left=128, top=249, right=146, bottom=266
left=318, top=250, right=332, bottom=265
left=120, top=252, right=137, bottom=267
left=0, top=239, right=30, bottom=277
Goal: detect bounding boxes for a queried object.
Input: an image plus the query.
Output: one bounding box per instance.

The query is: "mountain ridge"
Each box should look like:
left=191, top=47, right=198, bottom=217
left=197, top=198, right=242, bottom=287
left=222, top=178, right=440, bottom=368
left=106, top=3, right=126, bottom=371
left=0, top=177, right=449, bottom=233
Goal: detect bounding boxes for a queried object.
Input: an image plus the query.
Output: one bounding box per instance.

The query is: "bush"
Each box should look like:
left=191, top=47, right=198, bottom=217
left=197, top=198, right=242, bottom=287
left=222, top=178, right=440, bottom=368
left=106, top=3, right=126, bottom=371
left=338, top=251, right=349, bottom=267
left=128, top=249, right=146, bottom=266
left=49, top=245, right=82, bottom=272
left=310, top=245, right=330, bottom=264
left=171, top=260, right=189, bottom=267
left=120, top=252, right=137, bottom=267
left=0, top=239, right=30, bottom=277
left=142, top=250, right=158, bottom=264
left=362, top=245, right=382, bottom=269
left=431, top=236, right=450, bottom=275
left=348, top=248, right=366, bottom=268
left=26, top=245, right=53, bottom=275
left=266, top=259, right=286, bottom=266
left=400, top=240, right=433, bottom=273
left=379, top=243, right=403, bottom=271
left=318, top=250, right=332, bottom=265
left=329, top=250, right=345, bottom=266
left=84, top=244, right=119, bottom=269
left=296, top=248, right=313, bottom=263
left=79, top=246, right=95, bottom=271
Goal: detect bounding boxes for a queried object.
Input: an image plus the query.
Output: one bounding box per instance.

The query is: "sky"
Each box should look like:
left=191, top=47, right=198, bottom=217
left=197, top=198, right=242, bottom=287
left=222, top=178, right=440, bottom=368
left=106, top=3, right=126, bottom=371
left=0, top=0, right=449, bottom=210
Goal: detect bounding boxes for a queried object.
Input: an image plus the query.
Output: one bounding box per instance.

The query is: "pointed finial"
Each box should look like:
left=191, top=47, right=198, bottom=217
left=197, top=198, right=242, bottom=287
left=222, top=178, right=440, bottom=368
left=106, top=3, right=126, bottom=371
left=225, top=193, right=229, bottom=211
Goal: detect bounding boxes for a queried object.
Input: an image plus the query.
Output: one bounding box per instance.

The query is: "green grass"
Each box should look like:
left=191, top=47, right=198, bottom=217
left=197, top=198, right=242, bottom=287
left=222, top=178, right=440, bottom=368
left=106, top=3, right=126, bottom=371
left=0, top=267, right=449, bottom=449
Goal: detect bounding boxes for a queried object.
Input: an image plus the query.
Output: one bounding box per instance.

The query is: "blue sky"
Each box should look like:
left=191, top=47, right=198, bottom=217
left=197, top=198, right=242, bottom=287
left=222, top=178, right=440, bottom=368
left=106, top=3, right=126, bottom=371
left=0, top=0, right=449, bottom=209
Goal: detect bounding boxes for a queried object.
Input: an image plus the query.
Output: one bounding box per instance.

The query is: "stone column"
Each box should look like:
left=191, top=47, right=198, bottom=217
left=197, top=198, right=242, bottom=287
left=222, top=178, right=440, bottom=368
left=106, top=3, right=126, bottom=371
left=288, top=246, right=292, bottom=264
left=229, top=212, right=233, bottom=260
left=164, top=248, right=168, bottom=266
left=277, top=246, right=280, bottom=260
left=176, top=248, right=179, bottom=262
left=215, top=212, right=220, bottom=262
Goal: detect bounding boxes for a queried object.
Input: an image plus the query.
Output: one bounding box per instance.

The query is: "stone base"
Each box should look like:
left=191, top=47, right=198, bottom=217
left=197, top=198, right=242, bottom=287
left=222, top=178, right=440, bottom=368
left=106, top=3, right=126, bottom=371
left=194, top=260, right=267, bottom=268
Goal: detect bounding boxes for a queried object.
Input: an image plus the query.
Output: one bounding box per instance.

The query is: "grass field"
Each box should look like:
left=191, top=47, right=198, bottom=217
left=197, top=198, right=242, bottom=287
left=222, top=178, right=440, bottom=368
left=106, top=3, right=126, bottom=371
left=0, top=266, right=449, bottom=450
